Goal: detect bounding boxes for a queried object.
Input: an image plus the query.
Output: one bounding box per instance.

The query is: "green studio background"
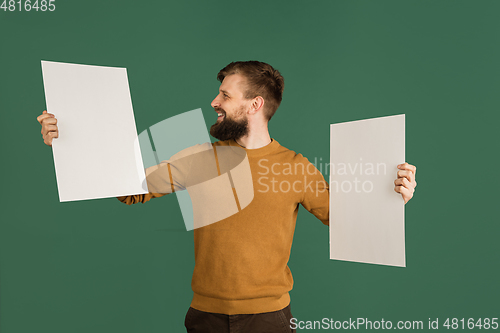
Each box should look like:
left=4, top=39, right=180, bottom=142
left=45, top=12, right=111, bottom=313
left=1, top=1, right=499, bottom=332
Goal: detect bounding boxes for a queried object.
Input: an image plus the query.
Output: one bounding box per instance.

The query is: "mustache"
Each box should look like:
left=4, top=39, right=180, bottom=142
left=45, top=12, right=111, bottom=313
left=214, top=107, right=226, bottom=115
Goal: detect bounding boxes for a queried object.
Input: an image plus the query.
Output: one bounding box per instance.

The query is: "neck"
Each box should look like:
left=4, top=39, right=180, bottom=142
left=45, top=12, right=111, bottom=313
left=235, top=122, right=271, bottom=149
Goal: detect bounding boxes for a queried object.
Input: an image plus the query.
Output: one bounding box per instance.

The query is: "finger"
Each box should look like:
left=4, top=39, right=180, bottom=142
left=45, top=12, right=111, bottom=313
left=40, top=118, right=57, bottom=134
left=37, top=112, right=55, bottom=124
left=394, top=177, right=417, bottom=192
left=43, top=129, right=59, bottom=138
left=44, top=124, right=58, bottom=134
left=398, top=162, right=416, bottom=175
left=394, top=177, right=415, bottom=192
left=397, top=170, right=415, bottom=183
left=43, top=117, right=57, bottom=125
left=394, top=185, right=413, bottom=203
left=394, top=178, right=405, bottom=186
left=44, top=131, right=58, bottom=146
left=399, top=186, right=412, bottom=203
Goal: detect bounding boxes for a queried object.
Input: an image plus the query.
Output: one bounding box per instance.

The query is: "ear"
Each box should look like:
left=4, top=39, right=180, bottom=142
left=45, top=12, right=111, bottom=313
left=249, top=96, right=265, bottom=115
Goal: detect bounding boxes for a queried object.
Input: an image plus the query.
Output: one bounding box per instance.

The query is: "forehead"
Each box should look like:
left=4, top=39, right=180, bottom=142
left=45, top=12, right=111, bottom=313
left=220, top=73, right=247, bottom=96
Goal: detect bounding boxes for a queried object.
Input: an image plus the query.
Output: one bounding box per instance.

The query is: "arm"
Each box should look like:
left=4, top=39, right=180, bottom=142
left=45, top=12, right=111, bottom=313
left=116, top=156, right=187, bottom=205
left=116, top=144, right=213, bottom=205
left=299, top=157, right=330, bottom=226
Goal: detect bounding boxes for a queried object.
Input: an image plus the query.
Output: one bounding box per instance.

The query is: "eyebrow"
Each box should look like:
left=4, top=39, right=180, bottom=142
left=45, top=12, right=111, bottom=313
left=219, top=89, right=230, bottom=96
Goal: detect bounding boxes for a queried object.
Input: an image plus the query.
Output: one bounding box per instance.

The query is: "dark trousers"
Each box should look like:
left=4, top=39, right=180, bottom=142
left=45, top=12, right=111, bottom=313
left=184, top=303, right=296, bottom=333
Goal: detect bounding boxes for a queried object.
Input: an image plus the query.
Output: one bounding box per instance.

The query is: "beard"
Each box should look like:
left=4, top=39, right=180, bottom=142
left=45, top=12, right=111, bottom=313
left=210, top=107, right=249, bottom=141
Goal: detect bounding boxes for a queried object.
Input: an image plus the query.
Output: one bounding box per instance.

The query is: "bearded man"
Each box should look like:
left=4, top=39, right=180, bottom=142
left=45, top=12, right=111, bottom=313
left=37, top=61, right=417, bottom=333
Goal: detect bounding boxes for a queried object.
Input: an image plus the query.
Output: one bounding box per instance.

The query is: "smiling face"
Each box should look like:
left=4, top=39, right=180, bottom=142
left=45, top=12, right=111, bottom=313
left=209, top=74, right=250, bottom=141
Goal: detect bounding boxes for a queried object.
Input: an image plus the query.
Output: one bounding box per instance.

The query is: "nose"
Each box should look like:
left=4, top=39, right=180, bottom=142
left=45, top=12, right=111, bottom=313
left=211, top=95, right=220, bottom=108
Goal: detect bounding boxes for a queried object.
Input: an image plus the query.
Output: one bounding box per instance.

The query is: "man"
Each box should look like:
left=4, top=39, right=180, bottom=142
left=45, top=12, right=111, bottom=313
left=37, top=61, right=417, bottom=333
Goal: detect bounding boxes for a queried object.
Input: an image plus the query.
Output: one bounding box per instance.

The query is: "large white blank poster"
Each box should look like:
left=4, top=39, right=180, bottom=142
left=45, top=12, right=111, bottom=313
left=330, top=114, right=405, bottom=267
left=41, top=61, right=148, bottom=202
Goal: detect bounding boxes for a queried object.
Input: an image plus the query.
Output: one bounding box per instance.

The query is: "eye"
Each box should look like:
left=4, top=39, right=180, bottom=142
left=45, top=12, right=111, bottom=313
left=223, top=94, right=229, bottom=99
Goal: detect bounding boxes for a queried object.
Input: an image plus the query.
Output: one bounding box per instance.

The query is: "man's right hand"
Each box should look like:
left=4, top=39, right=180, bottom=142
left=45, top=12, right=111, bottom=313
left=37, top=110, right=58, bottom=146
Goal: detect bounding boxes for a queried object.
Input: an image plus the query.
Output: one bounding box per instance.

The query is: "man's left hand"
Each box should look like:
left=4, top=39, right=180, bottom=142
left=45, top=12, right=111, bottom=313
left=394, top=162, right=417, bottom=204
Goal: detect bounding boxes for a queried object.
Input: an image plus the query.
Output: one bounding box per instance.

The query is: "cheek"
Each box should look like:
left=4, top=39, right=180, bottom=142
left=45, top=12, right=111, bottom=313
left=237, top=105, right=249, bottom=117
left=238, top=110, right=246, bottom=118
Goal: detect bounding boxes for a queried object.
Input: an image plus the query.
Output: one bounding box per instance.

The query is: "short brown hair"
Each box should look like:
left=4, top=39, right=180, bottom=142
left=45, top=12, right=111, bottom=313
left=217, top=61, right=284, bottom=121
